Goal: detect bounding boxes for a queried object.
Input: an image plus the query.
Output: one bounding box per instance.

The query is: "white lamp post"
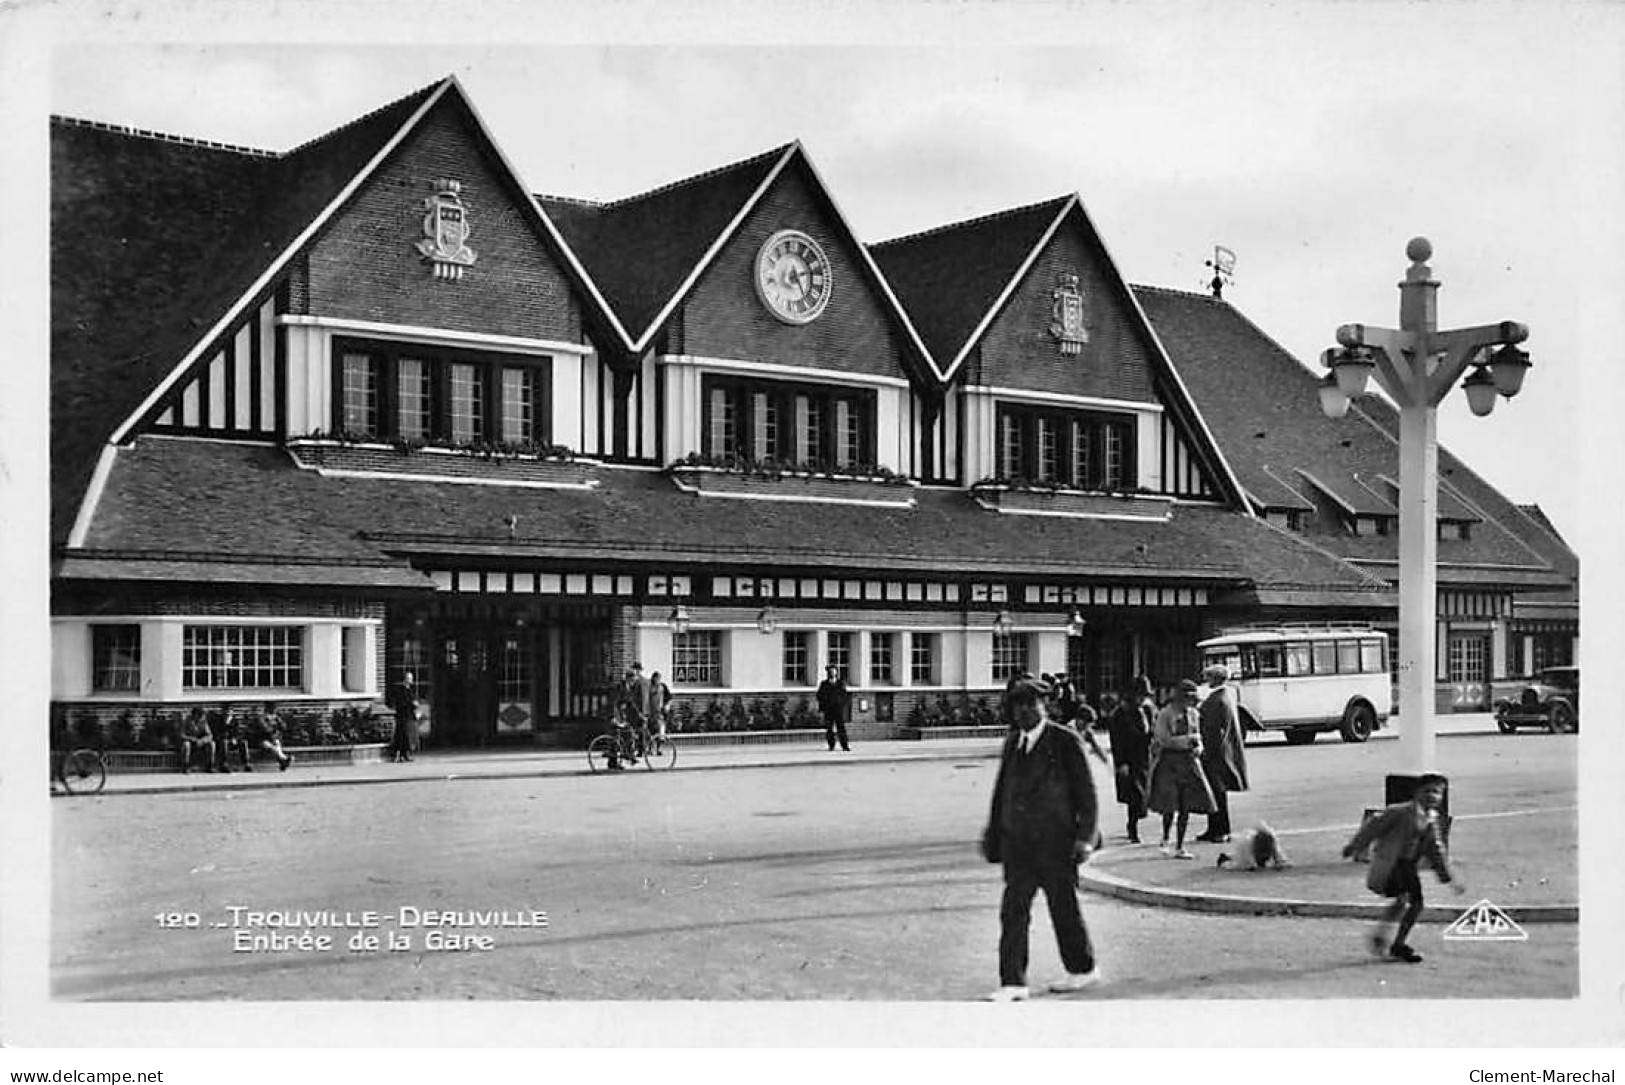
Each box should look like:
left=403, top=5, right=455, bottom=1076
left=1319, top=237, right=1529, bottom=780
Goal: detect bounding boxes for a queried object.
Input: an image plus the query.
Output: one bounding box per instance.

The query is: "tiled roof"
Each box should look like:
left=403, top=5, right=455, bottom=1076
left=50, top=80, right=444, bottom=546
left=869, top=197, right=1070, bottom=367
left=1133, top=286, right=1572, bottom=589
left=54, top=554, right=432, bottom=591
left=534, top=145, right=791, bottom=343
left=78, top=438, right=1389, bottom=599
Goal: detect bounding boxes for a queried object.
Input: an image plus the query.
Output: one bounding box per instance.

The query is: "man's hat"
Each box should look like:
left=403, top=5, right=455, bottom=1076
left=1176, top=678, right=1201, bottom=698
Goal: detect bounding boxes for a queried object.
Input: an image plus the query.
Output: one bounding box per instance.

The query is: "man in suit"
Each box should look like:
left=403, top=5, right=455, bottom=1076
left=816, top=665, right=852, bottom=752
left=980, top=682, right=1102, bottom=1001
left=1195, top=665, right=1249, bottom=843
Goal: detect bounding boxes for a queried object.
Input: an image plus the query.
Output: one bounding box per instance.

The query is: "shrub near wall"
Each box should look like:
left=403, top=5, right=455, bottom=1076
left=51, top=701, right=391, bottom=750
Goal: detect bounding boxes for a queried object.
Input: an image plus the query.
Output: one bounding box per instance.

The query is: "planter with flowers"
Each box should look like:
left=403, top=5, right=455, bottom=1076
left=287, top=431, right=597, bottom=489
left=969, top=476, right=1173, bottom=521
left=664, top=453, right=918, bottom=508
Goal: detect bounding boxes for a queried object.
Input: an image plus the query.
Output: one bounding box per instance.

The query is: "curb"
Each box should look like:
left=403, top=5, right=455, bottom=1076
left=52, top=744, right=1004, bottom=799
left=1079, top=851, right=1578, bottom=924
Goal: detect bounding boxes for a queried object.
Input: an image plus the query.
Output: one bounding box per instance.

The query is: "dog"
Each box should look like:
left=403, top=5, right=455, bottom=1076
left=1215, top=822, right=1290, bottom=870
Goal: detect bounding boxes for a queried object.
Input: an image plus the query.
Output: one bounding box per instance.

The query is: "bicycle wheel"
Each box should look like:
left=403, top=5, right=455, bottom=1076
left=61, top=749, right=106, bottom=794
left=645, top=732, right=677, bottom=770
left=586, top=734, right=618, bottom=774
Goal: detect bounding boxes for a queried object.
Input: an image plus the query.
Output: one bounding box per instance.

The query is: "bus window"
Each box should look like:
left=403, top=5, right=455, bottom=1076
left=1238, top=646, right=1258, bottom=679
left=1360, top=638, right=1384, bottom=673
left=1284, top=642, right=1312, bottom=677
left=1256, top=645, right=1283, bottom=677
left=1336, top=640, right=1361, bottom=674
left=1312, top=641, right=1337, bottom=674
left=1202, top=650, right=1240, bottom=680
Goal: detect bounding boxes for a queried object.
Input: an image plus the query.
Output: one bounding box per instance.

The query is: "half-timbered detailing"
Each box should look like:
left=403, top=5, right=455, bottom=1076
left=1158, top=410, right=1220, bottom=499
left=149, top=297, right=280, bottom=437
left=1022, top=584, right=1210, bottom=607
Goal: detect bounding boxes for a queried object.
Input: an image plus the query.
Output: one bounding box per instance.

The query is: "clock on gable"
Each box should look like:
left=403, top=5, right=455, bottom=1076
left=754, top=229, right=832, bottom=324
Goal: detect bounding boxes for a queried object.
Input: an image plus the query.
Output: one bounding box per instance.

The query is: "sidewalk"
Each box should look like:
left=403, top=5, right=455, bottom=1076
left=65, top=712, right=1574, bottom=923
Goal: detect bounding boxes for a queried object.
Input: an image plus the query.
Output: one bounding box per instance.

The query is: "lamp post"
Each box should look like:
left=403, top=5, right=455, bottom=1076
left=1320, top=237, right=1530, bottom=786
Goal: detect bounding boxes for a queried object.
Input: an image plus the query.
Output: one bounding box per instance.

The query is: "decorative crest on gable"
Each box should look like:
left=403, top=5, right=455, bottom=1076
left=416, top=178, right=477, bottom=281
left=1048, top=273, right=1089, bottom=355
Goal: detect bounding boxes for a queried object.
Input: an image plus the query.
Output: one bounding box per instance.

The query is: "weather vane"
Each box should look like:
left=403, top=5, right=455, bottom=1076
left=1205, top=245, right=1237, bottom=299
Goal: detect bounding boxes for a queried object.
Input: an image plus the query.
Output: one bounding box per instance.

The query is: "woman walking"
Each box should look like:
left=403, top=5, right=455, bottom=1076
left=1147, top=678, right=1215, bottom=859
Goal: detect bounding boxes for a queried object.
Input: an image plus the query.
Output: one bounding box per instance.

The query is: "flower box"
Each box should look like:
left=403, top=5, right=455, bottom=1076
left=287, top=439, right=597, bottom=490
left=666, top=465, right=917, bottom=508
left=970, top=484, right=1172, bottom=521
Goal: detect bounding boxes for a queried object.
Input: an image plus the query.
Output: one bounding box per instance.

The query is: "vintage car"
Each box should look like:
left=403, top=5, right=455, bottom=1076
left=1494, top=665, right=1579, bottom=734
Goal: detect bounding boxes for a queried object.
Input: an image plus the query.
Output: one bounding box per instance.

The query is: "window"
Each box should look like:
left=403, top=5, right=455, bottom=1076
left=991, top=633, right=1029, bottom=682
left=501, top=367, right=535, bottom=444
left=398, top=358, right=431, bottom=440
left=91, top=625, right=141, bottom=692
left=1256, top=645, right=1284, bottom=678
left=498, top=634, right=531, bottom=701
left=1312, top=641, right=1337, bottom=675
left=182, top=625, right=303, bottom=691
left=782, top=631, right=812, bottom=685
left=333, top=338, right=551, bottom=447
left=827, top=632, right=854, bottom=683
left=1283, top=642, right=1313, bottom=677
left=702, top=375, right=874, bottom=467
left=340, top=352, right=381, bottom=436
left=910, top=633, right=937, bottom=685
left=870, top=633, right=895, bottom=685
left=1360, top=639, right=1386, bottom=674
left=995, top=404, right=1135, bottom=489
left=1447, top=633, right=1488, bottom=684
left=342, top=626, right=368, bottom=693
left=450, top=363, right=486, bottom=444
left=1336, top=640, right=1361, bottom=674
left=671, top=631, right=722, bottom=686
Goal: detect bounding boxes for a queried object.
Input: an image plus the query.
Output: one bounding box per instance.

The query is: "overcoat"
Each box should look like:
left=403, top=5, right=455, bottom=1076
left=1106, top=697, right=1153, bottom=806
left=982, top=722, right=1099, bottom=866
left=1197, top=685, right=1249, bottom=793
left=1346, top=801, right=1453, bottom=896
left=1147, top=703, right=1215, bottom=816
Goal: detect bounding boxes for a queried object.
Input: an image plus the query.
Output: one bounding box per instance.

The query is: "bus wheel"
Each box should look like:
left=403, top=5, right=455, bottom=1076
left=1284, top=728, right=1317, bottom=746
left=1339, top=703, right=1376, bottom=744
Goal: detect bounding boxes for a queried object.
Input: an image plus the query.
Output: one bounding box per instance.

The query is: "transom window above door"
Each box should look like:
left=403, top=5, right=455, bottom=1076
left=333, top=338, right=552, bottom=447
left=702, top=375, right=875, bottom=468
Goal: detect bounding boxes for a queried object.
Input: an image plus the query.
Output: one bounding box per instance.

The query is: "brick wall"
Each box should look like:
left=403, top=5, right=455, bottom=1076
left=975, top=219, right=1158, bottom=402
left=678, top=161, right=911, bottom=379
left=297, top=96, right=582, bottom=343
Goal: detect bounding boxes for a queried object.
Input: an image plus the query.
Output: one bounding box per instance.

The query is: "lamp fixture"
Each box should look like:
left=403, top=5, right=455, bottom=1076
left=1323, top=345, right=1375, bottom=398
left=668, top=604, right=692, bottom=635
left=1317, top=373, right=1351, bottom=419
left=755, top=606, right=778, bottom=635
left=992, top=609, right=1015, bottom=636
left=1461, top=366, right=1499, bottom=417
left=1065, top=609, right=1086, bottom=637
left=1486, top=342, right=1531, bottom=397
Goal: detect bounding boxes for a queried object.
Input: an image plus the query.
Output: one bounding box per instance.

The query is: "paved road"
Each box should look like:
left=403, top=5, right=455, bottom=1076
left=51, top=732, right=1576, bottom=1001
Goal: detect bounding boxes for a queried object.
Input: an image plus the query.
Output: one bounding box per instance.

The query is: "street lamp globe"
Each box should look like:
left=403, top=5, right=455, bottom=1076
left=992, top=609, right=1015, bottom=636
left=668, top=604, right=692, bottom=635
left=1487, top=342, right=1532, bottom=397
left=1317, top=373, right=1352, bottom=419
left=755, top=606, right=778, bottom=635
left=1462, top=366, right=1499, bottom=417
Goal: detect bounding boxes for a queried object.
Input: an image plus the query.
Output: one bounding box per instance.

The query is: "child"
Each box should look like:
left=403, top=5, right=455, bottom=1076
left=1216, top=821, right=1289, bottom=870
left=1341, top=773, right=1463, bottom=963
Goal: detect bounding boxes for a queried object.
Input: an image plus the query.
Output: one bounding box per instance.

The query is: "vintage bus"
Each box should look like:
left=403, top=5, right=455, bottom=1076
left=1197, top=624, right=1391, bottom=745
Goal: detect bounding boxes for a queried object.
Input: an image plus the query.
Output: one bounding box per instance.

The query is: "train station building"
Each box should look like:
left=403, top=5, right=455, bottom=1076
left=48, top=76, right=1576, bottom=746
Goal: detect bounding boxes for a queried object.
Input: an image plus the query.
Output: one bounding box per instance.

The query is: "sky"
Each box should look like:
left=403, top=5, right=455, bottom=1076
left=19, top=0, right=1625, bottom=546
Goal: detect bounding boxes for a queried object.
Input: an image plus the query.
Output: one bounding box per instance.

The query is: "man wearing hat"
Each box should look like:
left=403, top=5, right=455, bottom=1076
left=1195, top=665, right=1249, bottom=844
left=1147, top=678, right=1215, bottom=858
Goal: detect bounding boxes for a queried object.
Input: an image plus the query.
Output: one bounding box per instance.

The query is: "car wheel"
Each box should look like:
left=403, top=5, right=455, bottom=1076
left=1548, top=702, right=1577, bottom=734
left=1284, top=728, right=1317, bottom=746
left=1339, top=703, right=1376, bottom=744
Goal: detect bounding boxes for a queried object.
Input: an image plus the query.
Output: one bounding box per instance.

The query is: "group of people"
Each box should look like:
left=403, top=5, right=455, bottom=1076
left=175, top=703, right=294, bottom=774
left=981, top=665, right=1459, bottom=998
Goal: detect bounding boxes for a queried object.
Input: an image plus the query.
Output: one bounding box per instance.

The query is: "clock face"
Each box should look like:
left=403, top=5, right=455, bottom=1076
left=754, top=230, right=832, bottom=324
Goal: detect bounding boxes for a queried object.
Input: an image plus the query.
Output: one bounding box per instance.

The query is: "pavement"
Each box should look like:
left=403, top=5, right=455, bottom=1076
left=58, top=712, right=1577, bottom=924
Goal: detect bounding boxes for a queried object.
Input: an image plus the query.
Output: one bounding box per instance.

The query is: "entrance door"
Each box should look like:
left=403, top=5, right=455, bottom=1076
left=1446, top=631, right=1491, bottom=711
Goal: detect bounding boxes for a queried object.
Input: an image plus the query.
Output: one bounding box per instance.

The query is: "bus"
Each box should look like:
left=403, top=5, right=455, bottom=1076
left=1197, top=624, right=1390, bottom=745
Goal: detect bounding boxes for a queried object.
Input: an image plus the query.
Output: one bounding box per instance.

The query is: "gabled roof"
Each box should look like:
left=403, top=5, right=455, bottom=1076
left=51, top=79, right=447, bottom=546
left=75, top=439, right=1390, bottom=602
left=1133, top=285, right=1574, bottom=588
left=536, top=145, right=792, bottom=347
left=870, top=196, right=1070, bottom=370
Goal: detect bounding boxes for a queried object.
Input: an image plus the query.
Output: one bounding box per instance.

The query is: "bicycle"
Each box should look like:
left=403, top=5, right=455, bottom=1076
left=52, top=747, right=108, bottom=795
left=586, top=718, right=676, bottom=773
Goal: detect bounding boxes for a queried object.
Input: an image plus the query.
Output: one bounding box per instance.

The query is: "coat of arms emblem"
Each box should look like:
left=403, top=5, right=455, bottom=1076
left=416, top=178, right=477, bottom=281
left=1049, top=273, right=1088, bottom=355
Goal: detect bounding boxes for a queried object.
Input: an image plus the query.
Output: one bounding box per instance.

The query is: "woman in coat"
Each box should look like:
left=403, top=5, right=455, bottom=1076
left=1105, top=677, right=1155, bottom=843
left=1147, top=678, right=1216, bottom=859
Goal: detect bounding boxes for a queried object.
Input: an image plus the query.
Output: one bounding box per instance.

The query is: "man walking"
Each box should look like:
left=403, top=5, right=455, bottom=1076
left=388, top=671, right=421, bottom=763
left=1195, top=665, right=1249, bottom=843
left=980, top=682, right=1102, bottom=1001
left=816, top=664, right=851, bottom=752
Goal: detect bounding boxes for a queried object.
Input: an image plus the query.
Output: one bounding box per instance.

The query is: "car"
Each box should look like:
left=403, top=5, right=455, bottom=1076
left=1494, top=665, right=1578, bottom=734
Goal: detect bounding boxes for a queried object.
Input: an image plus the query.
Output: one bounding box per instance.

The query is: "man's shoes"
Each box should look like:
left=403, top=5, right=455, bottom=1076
left=841, top=745, right=851, bottom=752
left=243, top=764, right=255, bottom=772
left=985, top=985, right=1029, bottom=1002
left=281, top=755, right=293, bottom=771
left=1194, top=832, right=1231, bottom=844
left=1389, top=944, right=1424, bottom=963
left=1158, top=843, right=1173, bottom=856
left=1048, top=970, right=1102, bottom=993
left=1173, top=849, right=1195, bottom=860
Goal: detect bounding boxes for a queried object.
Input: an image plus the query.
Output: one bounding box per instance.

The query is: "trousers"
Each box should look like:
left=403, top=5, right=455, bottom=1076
left=998, top=854, right=1095, bottom=986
